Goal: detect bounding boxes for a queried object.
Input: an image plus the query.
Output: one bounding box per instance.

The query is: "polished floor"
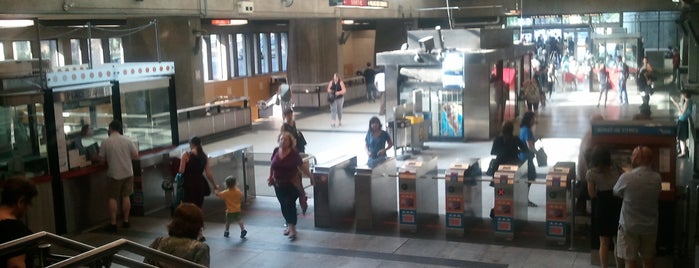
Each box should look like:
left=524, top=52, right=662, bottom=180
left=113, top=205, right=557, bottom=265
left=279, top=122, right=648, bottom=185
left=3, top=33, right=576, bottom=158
left=66, top=78, right=685, bottom=267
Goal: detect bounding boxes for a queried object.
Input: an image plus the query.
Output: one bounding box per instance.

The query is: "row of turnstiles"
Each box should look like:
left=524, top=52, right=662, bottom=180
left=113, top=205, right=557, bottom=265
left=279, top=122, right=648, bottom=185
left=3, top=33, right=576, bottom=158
left=310, top=154, right=576, bottom=243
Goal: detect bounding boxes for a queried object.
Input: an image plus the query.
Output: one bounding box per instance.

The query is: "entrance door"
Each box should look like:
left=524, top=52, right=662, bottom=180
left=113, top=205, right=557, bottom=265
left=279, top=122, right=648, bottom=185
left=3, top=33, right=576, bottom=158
left=427, top=88, right=463, bottom=139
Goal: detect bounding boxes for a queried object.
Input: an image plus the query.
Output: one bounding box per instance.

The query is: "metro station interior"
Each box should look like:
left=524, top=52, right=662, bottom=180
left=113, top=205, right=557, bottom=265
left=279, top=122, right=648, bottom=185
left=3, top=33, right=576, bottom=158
left=1, top=0, right=699, bottom=267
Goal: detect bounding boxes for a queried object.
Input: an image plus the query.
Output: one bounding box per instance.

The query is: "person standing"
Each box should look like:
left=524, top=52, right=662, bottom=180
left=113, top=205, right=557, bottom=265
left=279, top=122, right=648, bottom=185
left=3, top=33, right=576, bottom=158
left=268, top=132, right=313, bottom=240
left=178, top=136, right=218, bottom=209
left=363, top=63, right=377, bottom=102
left=365, top=116, right=393, bottom=168
left=597, top=64, right=610, bottom=107
left=97, top=120, right=138, bottom=233
left=0, top=178, right=38, bottom=268
left=375, top=72, right=386, bottom=115
left=277, top=83, right=293, bottom=113
left=671, top=90, right=693, bottom=158
left=327, top=73, right=347, bottom=128
left=215, top=176, right=247, bottom=239
left=144, top=203, right=210, bottom=267
left=614, top=146, right=661, bottom=268
left=546, top=63, right=557, bottom=100
left=616, top=56, right=629, bottom=105
left=522, top=79, right=540, bottom=112
left=586, top=147, right=624, bottom=268
left=280, top=108, right=310, bottom=214
left=491, top=120, right=529, bottom=170
left=518, top=111, right=538, bottom=207
left=638, top=57, right=655, bottom=105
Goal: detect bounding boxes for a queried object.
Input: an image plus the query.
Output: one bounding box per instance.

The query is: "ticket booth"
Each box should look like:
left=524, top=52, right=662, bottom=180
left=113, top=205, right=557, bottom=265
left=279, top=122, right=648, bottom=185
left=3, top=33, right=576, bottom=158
left=492, top=164, right=529, bottom=240
left=354, top=158, right=397, bottom=231
left=398, top=156, right=439, bottom=232
left=589, top=120, right=677, bottom=257
left=444, top=159, right=482, bottom=236
left=545, top=162, right=575, bottom=245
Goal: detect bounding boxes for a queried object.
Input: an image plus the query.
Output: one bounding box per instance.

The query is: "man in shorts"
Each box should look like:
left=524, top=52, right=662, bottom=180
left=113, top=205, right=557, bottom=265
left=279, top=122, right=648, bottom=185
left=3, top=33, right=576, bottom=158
left=96, top=120, right=139, bottom=233
left=613, top=146, right=661, bottom=267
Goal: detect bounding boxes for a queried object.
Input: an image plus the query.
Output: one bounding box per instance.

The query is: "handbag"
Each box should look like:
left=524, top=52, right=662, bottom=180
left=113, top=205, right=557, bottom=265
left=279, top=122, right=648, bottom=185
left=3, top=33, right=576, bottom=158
left=485, top=158, right=498, bottom=176
left=535, top=147, right=548, bottom=167
left=327, top=92, right=335, bottom=103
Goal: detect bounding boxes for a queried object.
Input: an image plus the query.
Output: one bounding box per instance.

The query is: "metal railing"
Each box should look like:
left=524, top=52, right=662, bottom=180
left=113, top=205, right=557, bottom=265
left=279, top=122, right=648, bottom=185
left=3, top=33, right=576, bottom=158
left=0, top=231, right=206, bottom=268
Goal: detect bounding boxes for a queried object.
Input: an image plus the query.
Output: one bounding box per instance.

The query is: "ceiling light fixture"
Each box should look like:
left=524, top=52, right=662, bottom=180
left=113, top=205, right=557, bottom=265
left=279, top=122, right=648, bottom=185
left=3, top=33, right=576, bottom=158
left=211, top=19, right=248, bottom=26
left=0, top=20, right=34, bottom=28
left=341, top=19, right=355, bottom=25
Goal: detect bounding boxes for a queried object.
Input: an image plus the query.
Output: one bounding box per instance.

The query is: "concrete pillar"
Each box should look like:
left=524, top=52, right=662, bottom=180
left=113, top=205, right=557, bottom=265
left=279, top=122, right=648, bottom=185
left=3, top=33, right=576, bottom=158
left=123, top=17, right=204, bottom=109
left=287, top=18, right=341, bottom=84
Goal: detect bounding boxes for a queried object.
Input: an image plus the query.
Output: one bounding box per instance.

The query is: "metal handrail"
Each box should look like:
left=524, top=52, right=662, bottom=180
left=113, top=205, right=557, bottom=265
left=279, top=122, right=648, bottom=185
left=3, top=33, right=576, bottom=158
left=0, top=231, right=205, bottom=268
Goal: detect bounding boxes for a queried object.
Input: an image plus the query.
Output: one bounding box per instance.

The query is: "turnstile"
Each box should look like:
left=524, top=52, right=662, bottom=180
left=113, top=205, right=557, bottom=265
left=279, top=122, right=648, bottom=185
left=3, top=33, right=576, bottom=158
left=354, top=158, right=397, bottom=231
left=207, top=144, right=256, bottom=202
left=492, top=164, right=529, bottom=240
left=545, top=162, right=575, bottom=244
left=444, top=159, right=482, bottom=236
left=313, top=155, right=357, bottom=228
left=398, top=156, right=439, bottom=232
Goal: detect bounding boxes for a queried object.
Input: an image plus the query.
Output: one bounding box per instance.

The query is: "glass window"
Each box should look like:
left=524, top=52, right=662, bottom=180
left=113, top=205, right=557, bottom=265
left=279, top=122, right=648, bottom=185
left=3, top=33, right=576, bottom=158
left=70, top=39, right=82, bottom=65
left=0, top=103, right=49, bottom=177
left=271, top=33, right=279, bottom=72
left=237, top=34, right=248, bottom=77
left=109, top=38, right=123, bottom=63
left=41, top=40, right=63, bottom=68
left=0, top=42, right=4, bottom=61
left=90, top=38, right=104, bottom=65
left=120, top=81, right=173, bottom=151
left=281, top=33, right=288, bottom=71
left=201, top=36, right=209, bottom=81
left=210, top=34, right=228, bottom=80
left=12, top=41, right=32, bottom=60
left=258, top=33, right=269, bottom=73
left=228, top=34, right=237, bottom=77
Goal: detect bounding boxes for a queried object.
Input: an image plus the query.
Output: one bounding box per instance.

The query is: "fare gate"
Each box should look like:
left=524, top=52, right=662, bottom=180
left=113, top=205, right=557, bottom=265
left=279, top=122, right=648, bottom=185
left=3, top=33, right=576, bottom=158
left=313, top=155, right=357, bottom=228
left=444, top=159, right=482, bottom=236
left=398, top=156, right=439, bottom=233
left=492, top=164, right=529, bottom=240
left=354, top=158, right=397, bottom=231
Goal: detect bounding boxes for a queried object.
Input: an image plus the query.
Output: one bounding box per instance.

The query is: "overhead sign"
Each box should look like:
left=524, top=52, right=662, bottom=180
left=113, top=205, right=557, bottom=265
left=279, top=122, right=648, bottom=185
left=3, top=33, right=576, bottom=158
left=329, top=0, right=388, bottom=8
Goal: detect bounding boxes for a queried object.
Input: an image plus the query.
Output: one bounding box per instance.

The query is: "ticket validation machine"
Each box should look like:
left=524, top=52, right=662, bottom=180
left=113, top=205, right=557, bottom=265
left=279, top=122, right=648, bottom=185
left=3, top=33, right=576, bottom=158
left=398, top=156, right=439, bottom=232
left=492, top=164, right=529, bottom=240
left=355, top=158, right=397, bottom=231
left=545, top=163, right=574, bottom=244
left=444, top=160, right=482, bottom=236
left=313, top=155, right=357, bottom=228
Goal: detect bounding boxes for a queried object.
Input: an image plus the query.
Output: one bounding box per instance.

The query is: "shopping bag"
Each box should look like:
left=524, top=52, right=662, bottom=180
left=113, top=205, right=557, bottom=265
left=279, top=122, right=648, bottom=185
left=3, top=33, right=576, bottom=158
left=535, top=147, right=548, bottom=167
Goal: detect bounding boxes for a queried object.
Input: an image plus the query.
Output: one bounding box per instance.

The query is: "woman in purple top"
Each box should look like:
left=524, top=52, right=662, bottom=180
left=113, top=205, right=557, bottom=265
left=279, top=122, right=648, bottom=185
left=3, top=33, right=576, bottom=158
left=268, top=132, right=312, bottom=240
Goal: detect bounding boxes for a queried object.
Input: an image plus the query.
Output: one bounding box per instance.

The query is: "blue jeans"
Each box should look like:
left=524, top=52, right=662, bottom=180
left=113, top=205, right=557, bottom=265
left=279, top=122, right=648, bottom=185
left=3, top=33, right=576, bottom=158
left=618, top=80, right=628, bottom=104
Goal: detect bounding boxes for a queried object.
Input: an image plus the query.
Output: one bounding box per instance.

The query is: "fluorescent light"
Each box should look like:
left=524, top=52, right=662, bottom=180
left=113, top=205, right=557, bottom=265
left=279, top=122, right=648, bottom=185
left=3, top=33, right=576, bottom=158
left=341, top=20, right=354, bottom=25
left=211, top=19, right=248, bottom=26
left=0, top=20, right=34, bottom=28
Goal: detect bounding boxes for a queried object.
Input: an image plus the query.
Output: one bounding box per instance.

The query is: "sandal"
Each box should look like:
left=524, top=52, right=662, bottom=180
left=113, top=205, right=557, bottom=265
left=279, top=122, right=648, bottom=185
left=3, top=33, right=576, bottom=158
left=288, top=233, right=297, bottom=241
left=283, top=228, right=289, bottom=236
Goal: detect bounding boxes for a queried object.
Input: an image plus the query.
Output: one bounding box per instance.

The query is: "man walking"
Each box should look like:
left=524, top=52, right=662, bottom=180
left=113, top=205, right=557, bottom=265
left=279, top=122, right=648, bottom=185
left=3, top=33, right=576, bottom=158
left=363, top=62, right=377, bottom=102
left=97, top=120, right=139, bottom=233
left=613, top=146, right=661, bottom=268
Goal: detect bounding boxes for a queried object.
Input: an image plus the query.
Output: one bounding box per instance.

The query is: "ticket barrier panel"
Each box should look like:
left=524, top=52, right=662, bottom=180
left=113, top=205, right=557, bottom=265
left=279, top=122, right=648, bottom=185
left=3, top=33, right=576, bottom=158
left=313, top=155, right=357, bottom=228
left=398, top=156, right=439, bottom=232
left=444, top=159, right=482, bottom=236
left=355, top=158, right=397, bottom=231
left=207, top=144, right=256, bottom=202
left=492, top=164, right=529, bottom=240
left=545, top=164, right=573, bottom=244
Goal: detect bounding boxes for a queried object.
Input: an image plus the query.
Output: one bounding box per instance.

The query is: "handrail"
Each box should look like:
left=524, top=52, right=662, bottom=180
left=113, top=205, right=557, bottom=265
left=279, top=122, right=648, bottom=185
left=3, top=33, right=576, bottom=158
left=0, top=231, right=205, bottom=268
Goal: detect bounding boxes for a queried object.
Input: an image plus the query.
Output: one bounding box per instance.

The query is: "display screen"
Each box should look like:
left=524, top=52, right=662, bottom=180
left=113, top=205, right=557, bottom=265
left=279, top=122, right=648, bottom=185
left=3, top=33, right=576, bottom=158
left=442, top=52, right=465, bottom=89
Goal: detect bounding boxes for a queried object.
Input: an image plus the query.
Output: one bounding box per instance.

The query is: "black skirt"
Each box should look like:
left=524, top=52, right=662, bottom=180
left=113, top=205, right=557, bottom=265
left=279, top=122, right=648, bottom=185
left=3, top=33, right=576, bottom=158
left=593, top=190, right=622, bottom=237
left=677, top=119, right=689, bottom=140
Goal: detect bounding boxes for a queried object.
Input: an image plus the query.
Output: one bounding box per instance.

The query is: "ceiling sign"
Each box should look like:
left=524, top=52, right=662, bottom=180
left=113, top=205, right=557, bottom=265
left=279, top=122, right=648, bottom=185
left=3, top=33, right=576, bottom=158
left=330, top=0, right=388, bottom=8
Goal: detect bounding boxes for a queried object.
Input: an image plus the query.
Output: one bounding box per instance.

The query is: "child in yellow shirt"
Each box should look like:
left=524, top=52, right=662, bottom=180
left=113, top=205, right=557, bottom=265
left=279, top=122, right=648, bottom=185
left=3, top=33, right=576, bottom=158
left=215, top=176, right=247, bottom=238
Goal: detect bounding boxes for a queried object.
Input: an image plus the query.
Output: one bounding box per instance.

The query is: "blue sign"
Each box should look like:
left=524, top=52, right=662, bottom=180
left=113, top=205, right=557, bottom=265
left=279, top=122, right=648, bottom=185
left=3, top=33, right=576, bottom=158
left=592, top=125, right=675, bottom=136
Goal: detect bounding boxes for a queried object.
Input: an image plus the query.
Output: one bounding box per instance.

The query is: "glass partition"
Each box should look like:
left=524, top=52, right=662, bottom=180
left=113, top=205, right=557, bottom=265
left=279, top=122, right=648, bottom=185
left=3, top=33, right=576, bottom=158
left=119, top=77, right=173, bottom=151
left=60, top=86, right=114, bottom=158
left=0, top=93, right=49, bottom=179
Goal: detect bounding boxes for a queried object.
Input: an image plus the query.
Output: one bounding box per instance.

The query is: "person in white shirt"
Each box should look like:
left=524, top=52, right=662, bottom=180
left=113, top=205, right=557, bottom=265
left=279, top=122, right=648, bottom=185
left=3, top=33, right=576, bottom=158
left=374, top=72, right=385, bottom=115
left=95, top=120, right=139, bottom=233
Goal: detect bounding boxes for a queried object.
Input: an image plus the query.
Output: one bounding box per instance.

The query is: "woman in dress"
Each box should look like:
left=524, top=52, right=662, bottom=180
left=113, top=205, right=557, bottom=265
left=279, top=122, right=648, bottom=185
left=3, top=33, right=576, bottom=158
left=586, top=147, right=623, bottom=268
left=179, top=136, right=218, bottom=208
left=365, top=116, right=393, bottom=167
left=144, top=203, right=210, bottom=267
left=268, top=132, right=313, bottom=240
left=327, top=73, right=347, bottom=128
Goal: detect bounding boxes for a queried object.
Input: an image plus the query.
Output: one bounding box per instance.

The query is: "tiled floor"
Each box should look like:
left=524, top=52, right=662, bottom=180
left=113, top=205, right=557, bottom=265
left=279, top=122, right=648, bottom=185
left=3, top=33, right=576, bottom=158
left=66, top=81, right=683, bottom=267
